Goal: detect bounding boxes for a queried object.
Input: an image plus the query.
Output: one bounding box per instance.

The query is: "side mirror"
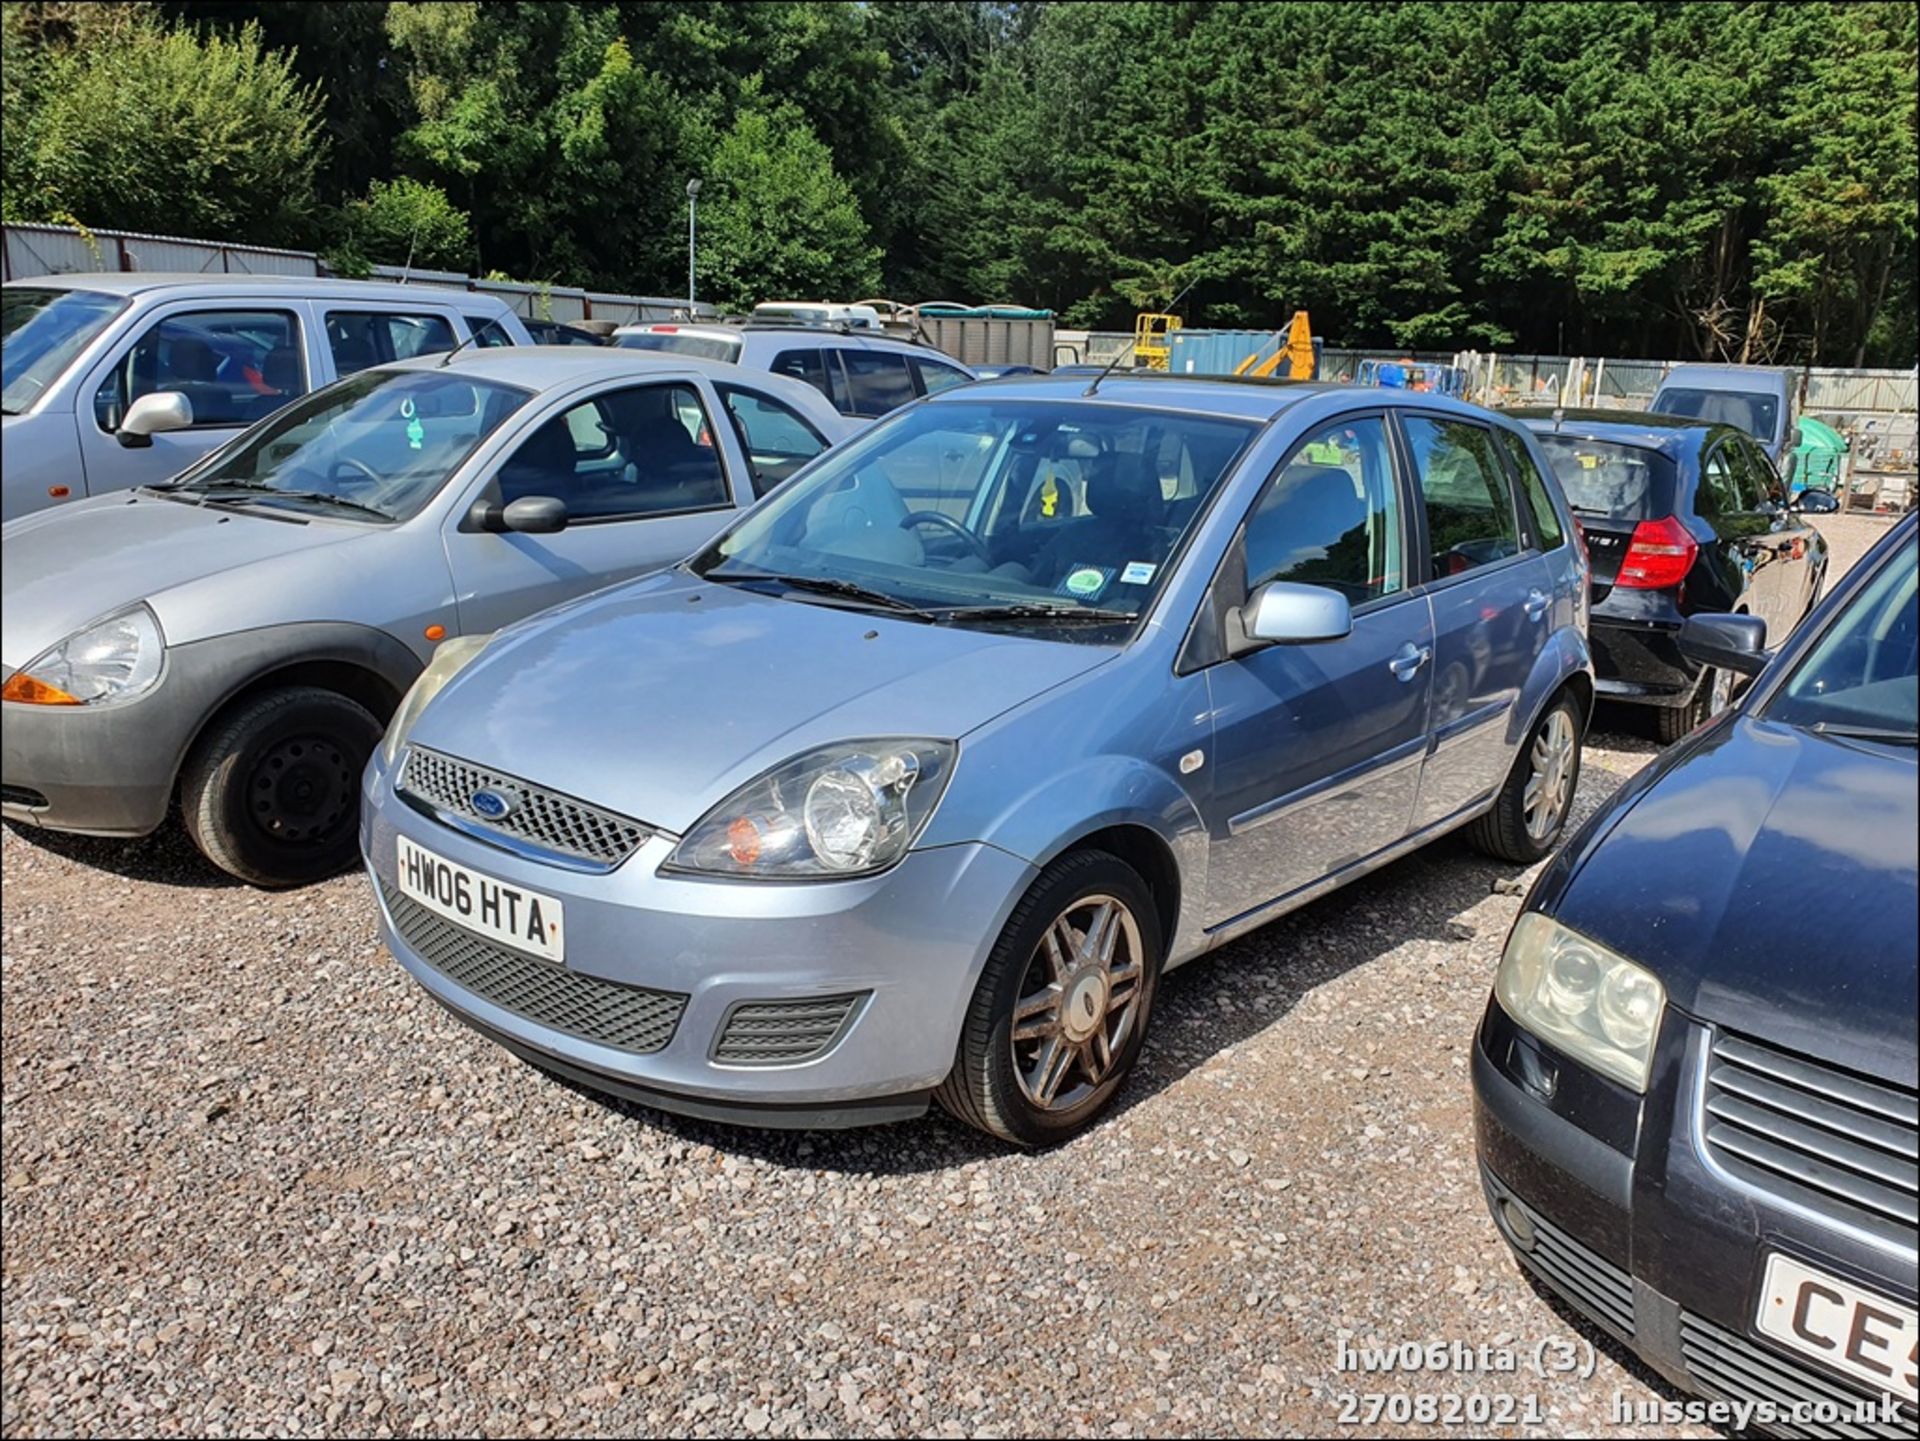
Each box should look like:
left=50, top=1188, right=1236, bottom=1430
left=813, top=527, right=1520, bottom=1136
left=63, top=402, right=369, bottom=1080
left=500, top=495, right=568, bottom=534
left=117, top=391, right=193, bottom=448
left=1792, top=489, right=1841, bottom=515
left=1678, top=614, right=1770, bottom=678
left=1230, top=581, right=1353, bottom=656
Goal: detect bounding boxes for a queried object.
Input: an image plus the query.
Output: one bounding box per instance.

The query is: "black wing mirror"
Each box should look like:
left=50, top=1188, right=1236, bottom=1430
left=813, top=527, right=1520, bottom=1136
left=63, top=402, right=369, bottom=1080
left=1792, top=489, right=1841, bottom=515
left=1678, top=614, right=1770, bottom=678
left=467, top=495, right=569, bottom=533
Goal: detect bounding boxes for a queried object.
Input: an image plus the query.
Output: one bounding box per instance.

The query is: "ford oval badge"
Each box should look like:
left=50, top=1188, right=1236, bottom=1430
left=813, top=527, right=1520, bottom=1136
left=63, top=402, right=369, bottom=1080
left=470, top=788, right=518, bottom=821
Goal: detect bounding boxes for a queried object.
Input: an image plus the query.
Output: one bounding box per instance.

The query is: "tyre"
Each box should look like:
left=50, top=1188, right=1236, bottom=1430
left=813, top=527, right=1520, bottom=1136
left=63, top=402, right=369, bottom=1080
left=935, top=850, right=1162, bottom=1147
left=180, top=686, right=381, bottom=887
left=1468, top=690, right=1584, bottom=864
left=1655, top=663, right=1732, bottom=745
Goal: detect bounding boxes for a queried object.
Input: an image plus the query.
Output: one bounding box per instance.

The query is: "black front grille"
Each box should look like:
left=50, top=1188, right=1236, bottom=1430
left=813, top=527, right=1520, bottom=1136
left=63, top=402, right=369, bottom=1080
left=1483, top=1172, right=1636, bottom=1339
left=382, top=882, right=685, bottom=1054
left=1703, top=1033, right=1918, bottom=1250
left=398, top=747, right=652, bottom=868
left=1680, top=1311, right=1916, bottom=1439
left=713, top=994, right=867, bottom=1065
left=1, top=785, right=49, bottom=809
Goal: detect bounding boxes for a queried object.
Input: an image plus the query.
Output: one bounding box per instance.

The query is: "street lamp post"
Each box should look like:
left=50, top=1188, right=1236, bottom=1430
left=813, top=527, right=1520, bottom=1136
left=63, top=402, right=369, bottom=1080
left=686, top=178, right=701, bottom=310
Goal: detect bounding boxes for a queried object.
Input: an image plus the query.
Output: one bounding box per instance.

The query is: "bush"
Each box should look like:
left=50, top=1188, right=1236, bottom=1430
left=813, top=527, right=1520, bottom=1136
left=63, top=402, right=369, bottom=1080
left=5, top=8, right=324, bottom=245
left=339, top=177, right=472, bottom=272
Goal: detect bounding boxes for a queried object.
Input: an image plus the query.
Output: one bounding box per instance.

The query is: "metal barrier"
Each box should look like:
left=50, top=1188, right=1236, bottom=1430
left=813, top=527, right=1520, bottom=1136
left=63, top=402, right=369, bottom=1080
left=2, top=221, right=711, bottom=323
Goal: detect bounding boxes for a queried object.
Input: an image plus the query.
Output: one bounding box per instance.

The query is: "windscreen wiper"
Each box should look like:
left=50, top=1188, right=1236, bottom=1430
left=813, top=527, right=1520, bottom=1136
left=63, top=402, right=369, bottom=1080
left=193, top=484, right=394, bottom=522
left=705, top=569, right=931, bottom=617
left=927, top=603, right=1139, bottom=624
left=1808, top=721, right=1918, bottom=746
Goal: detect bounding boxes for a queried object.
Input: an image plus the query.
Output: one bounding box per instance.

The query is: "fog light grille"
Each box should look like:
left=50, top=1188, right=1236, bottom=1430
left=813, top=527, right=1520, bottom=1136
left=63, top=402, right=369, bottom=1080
left=713, top=994, right=867, bottom=1066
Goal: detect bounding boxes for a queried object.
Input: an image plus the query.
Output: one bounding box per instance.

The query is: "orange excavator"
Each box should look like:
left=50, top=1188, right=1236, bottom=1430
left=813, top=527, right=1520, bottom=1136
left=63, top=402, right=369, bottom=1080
left=1233, top=310, right=1317, bottom=380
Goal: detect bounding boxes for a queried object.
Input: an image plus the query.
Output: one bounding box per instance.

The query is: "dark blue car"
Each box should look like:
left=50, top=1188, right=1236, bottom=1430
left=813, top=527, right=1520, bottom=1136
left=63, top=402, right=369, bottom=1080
left=1474, top=512, right=1917, bottom=1433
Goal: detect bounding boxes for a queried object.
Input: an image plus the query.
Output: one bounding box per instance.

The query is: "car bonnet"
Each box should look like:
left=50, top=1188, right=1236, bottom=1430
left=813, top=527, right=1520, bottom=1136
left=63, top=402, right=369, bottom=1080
left=403, top=569, right=1119, bottom=836
left=0, top=491, right=357, bottom=669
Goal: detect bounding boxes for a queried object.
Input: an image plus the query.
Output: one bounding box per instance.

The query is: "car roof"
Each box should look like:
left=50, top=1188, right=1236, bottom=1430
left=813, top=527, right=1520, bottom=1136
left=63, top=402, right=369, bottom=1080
left=1508, top=407, right=1719, bottom=457
left=942, top=373, right=1508, bottom=425
left=4, top=272, right=515, bottom=310
left=1655, top=364, right=1790, bottom=390
left=381, top=344, right=818, bottom=392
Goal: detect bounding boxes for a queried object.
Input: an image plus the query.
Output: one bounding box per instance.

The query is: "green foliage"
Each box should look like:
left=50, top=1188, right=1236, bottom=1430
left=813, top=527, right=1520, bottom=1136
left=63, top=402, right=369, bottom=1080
left=2, top=1, right=1912, bottom=364
left=3, top=3, right=323, bottom=244
left=340, top=176, right=472, bottom=272
left=695, top=89, right=883, bottom=310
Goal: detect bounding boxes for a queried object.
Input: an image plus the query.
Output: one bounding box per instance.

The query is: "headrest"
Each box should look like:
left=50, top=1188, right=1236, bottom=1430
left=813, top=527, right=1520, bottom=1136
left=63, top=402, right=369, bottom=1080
left=1084, top=451, right=1157, bottom=526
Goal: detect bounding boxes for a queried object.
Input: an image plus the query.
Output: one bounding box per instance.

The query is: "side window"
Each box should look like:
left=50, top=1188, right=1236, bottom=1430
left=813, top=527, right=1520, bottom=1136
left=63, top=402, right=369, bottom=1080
left=492, top=382, right=729, bottom=521
left=466, top=316, right=516, bottom=348
left=94, top=308, right=304, bottom=431
left=1242, top=416, right=1403, bottom=604
left=1495, top=429, right=1565, bottom=549
left=720, top=385, right=829, bottom=498
left=324, top=310, right=457, bottom=376
left=840, top=349, right=916, bottom=416
left=1735, top=437, right=1784, bottom=508
left=1402, top=415, right=1521, bottom=579
left=911, top=356, right=972, bottom=396
left=1699, top=446, right=1744, bottom=516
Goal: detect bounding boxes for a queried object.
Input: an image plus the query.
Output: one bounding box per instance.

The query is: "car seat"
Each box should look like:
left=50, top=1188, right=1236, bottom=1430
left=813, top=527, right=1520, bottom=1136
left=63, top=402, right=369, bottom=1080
left=1248, top=465, right=1370, bottom=596
left=497, top=419, right=580, bottom=505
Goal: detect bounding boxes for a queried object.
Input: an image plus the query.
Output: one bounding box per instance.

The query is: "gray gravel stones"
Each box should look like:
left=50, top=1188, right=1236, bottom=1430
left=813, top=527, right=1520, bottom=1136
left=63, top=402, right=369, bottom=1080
left=3, top=516, right=1893, bottom=1437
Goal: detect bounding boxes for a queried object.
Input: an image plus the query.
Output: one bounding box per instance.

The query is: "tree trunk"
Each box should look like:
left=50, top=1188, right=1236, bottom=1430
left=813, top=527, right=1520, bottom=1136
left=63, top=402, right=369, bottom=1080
left=1853, top=232, right=1894, bottom=369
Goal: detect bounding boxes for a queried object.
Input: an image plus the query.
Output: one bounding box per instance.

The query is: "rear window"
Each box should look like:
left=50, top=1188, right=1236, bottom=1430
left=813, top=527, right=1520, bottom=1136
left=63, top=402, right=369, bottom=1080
left=615, top=331, right=741, bottom=364
left=1533, top=436, right=1675, bottom=520
left=1653, top=387, right=1780, bottom=441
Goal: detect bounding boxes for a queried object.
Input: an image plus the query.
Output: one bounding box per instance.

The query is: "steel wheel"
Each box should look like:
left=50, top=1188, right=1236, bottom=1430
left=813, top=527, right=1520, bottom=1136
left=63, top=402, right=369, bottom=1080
left=1009, top=894, right=1146, bottom=1112
left=1522, top=707, right=1577, bottom=843
left=247, top=732, right=357, bottom=846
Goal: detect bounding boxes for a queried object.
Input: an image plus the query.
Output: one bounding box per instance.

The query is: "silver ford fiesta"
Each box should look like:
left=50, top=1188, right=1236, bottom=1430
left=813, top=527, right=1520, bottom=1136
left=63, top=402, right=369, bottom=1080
left=363, top=374, right=1593, bottom=1144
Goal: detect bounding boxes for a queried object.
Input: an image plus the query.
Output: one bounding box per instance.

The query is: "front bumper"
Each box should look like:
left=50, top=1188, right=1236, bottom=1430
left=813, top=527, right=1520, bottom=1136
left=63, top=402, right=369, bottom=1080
left=1473, top=1001, right=1917, bottom=1434
left=1, top=684, right=189, bottom=836
left=361, top=748, right=1038, bottom=1127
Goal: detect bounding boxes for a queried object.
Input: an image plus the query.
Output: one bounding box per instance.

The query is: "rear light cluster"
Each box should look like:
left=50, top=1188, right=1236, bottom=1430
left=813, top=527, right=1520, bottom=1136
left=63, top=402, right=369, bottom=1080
left=1616, top=515, right=1698, bottom=589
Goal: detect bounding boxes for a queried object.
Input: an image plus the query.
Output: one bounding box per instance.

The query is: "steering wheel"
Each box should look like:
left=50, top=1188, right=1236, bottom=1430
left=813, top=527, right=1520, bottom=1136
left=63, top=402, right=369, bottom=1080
left=899, top=510, right=993, bottom=566
left=327, top=457, right=383, bottom=492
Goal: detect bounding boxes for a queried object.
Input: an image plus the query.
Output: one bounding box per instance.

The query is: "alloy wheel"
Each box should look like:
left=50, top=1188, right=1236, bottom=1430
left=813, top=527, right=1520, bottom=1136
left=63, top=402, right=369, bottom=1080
left=1522, top=708, right=1577, bottom=844
left=1009, top=895, right=1146, bottom=1112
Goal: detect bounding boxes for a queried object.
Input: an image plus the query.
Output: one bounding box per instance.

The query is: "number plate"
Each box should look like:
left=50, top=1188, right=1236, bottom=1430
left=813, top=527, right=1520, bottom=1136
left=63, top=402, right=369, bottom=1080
left=396, top=834, right=565, bottom=964
left=1755, top=1253, right=1918, bottom=1404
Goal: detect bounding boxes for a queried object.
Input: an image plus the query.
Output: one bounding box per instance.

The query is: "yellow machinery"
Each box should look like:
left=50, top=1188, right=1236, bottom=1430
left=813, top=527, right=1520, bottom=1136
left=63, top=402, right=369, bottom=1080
left=1234, top=310, right=1316, bottom=379
left=1133, top=312, right=1182, bottom=370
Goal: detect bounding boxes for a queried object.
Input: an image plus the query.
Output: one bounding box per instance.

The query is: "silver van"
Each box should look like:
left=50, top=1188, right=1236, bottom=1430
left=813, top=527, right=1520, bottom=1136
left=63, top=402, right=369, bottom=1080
left=1, top=274, right=533, bottom=521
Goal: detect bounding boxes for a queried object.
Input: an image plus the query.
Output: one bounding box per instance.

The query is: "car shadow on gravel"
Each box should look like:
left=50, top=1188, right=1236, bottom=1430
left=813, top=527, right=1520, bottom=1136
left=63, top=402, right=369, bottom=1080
left=548, top=779, right=1631, bottom=1176
left=2, top=818, right=242, bottom=889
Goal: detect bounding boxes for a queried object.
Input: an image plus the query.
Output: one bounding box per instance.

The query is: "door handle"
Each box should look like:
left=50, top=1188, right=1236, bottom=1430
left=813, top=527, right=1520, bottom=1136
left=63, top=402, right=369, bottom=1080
left=1388, top=643, right=1431, bottom=681
left=1524, top=588, right=1550, bottom=621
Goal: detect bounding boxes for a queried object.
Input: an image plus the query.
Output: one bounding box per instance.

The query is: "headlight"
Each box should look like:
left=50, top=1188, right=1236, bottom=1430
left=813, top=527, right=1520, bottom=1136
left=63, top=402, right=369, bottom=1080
left=1494, top=913, right=1666, bottom=1092
left=379, top=633, right=494, bottom=765
left=665, top=740, right=955, bottom=879
left=1, top=605, right=164, bottom=706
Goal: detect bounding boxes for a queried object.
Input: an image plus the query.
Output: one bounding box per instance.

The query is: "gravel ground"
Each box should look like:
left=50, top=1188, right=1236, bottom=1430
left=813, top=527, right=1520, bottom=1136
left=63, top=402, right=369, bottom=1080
left=2, top=514, right=1898, bottom=1439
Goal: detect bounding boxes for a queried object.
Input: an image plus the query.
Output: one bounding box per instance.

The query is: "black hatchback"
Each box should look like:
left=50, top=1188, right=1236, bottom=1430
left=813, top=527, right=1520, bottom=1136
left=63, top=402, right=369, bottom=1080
left=1517, top=410, right=1838, bottom=742
left=1473, top=512, right=1917, bottom=1434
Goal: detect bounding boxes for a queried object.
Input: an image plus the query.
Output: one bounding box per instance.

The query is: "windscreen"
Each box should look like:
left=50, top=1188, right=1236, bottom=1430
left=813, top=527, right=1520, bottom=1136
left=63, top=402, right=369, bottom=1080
left=1653, top=387, right=1779, bottom=441
left=1532, top=436, right=1675, bottom=519
left=167, top=368, right=531, bottom=521
left=2, top=286, right=127, bottom=415
left=615, top=331, right=741, bottom=363
left=1765, top=537, right=1918, bottom=740
left=692, top=399, right=1256, bottom=639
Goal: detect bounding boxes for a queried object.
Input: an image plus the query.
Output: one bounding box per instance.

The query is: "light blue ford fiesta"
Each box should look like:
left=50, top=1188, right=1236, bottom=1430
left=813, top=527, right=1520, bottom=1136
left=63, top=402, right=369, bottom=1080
left=361, top=374, right=1593, bottom=1145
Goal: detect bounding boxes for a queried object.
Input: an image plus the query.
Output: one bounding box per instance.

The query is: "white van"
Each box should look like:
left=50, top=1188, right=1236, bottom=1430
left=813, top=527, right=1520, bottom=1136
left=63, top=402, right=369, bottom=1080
left=2, top=274, right=532, bottom=521
left=751, top=301, right=885, bottom=332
